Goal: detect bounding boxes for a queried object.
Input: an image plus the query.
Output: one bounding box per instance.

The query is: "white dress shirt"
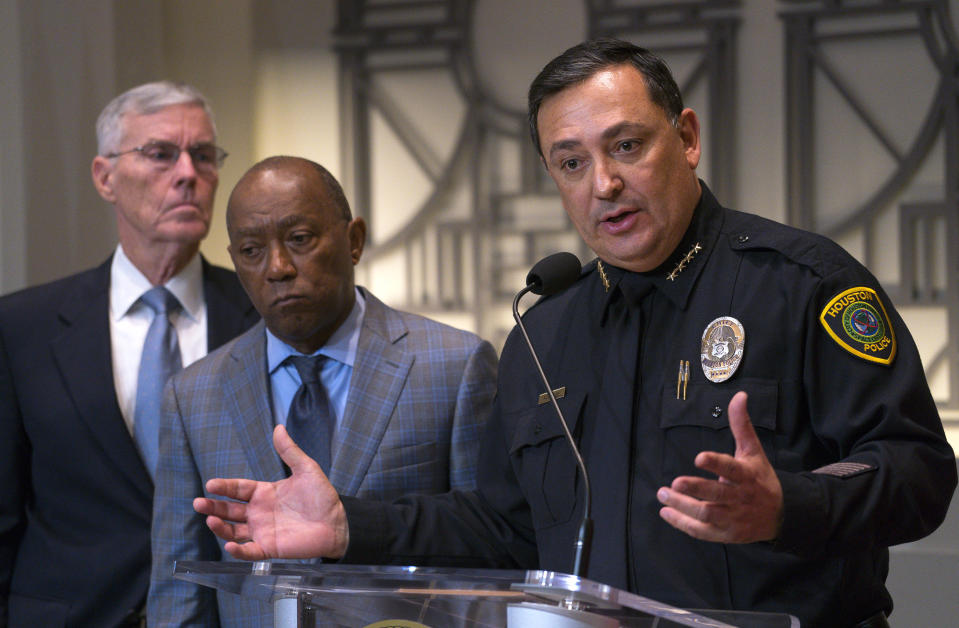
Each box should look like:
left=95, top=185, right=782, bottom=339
left=109, top=244, right=208, bottom=434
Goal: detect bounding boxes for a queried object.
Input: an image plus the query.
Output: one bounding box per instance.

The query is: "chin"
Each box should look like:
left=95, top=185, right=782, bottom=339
left=608, top=252, right=661, bottom=273
left=161, top=223, right=210, bottom=244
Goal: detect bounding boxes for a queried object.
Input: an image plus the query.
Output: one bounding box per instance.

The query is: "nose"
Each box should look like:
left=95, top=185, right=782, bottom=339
left=593, top=157, right=623, bottom=200
left=171, top=148, right=199, bottom=187
left=266, top=244, right=296, bottom=281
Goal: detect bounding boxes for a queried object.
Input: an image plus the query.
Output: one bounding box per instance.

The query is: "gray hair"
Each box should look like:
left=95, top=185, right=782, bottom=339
left=95, top=81, right=216, bottom=155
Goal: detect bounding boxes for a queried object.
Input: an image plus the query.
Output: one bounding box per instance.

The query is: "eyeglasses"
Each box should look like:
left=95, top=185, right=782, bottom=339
left=106, top=141, right=228, bottom=173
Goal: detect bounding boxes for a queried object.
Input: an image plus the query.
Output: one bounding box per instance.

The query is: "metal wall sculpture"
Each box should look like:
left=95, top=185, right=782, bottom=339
left=334, top=0, right=741, bottom=347
left=782, top=0, right=959, bottom=411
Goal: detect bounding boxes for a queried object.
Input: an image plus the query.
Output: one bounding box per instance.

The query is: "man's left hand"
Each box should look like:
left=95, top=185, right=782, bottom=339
left=657, top=391, right=784, bottom=543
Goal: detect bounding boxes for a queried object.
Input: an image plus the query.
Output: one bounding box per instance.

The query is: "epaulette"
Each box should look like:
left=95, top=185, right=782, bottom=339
left=721, top=208, right=851, bottom=280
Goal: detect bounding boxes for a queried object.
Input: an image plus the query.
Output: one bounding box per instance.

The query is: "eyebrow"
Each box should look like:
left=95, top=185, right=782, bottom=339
left=601, top=121, right=648, bottom=140
left=277, top=214, right=310, bottom=230
left=139, top=137, right=216, bottom=148
left=232, top=224, right=265, bottom=239
left=232, top=213, right=313, bottom=239
left=547, top=139, right=583, bottom=160
left=547, top=121, right=649, bottom=159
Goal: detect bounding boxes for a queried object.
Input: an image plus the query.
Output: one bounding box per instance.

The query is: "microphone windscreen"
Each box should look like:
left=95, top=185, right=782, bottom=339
left=526, top=252, right=581, bottom=296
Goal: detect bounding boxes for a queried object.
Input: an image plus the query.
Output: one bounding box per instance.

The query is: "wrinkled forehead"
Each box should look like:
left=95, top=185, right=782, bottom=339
left=230, top=210, right=315, bottom=239
left=228, top=168, right=339, bottom=229
left=119, top=103, right=215, bottom=145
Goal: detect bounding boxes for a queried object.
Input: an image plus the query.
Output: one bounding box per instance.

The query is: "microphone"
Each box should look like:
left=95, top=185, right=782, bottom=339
left=525, top=252, right=582, bottom=296
left=511, top=252, right=592, bottom=579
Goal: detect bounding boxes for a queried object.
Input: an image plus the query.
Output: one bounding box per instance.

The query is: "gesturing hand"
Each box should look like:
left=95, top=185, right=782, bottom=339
left=657, top=391, right=784, bottom=543
left=193, top=424, right=350, bottom=560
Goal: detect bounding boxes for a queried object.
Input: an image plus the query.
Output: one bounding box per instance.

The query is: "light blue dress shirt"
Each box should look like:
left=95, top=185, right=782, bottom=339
left=266, top=288, right=365, bottom=427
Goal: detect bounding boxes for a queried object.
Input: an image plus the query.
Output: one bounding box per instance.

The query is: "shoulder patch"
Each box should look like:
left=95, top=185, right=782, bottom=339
left=819, top=287, right=896, bottom=365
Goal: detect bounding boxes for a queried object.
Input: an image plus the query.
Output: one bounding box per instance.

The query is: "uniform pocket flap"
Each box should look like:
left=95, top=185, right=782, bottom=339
left=509, top=390, right=587, bottom=454
left=660, top=378, right=778, bottom=432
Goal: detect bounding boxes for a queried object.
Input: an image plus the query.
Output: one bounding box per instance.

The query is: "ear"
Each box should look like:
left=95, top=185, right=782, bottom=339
left=91, top=156, right=117, bottom=202
left=347, top=217, right=367, bottom=265
left=677, top=108, right=701, bottom=170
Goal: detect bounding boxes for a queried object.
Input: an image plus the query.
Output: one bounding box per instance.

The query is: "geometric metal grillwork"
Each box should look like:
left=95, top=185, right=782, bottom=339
left=335, top=1, right=741, bottom=347
left=782, top=0, right=959, bottom=410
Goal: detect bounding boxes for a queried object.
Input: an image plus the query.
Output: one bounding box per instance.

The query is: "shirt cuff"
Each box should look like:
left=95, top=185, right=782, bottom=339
left=771, top=470, right=829, bottom=556
left=339, top=496, right=392, bottom=564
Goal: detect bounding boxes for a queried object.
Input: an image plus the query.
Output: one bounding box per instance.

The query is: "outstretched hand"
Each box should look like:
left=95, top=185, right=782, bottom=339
left=193, top=424, right=349, bottom=560
left=657, top=391, right=784, bottom=543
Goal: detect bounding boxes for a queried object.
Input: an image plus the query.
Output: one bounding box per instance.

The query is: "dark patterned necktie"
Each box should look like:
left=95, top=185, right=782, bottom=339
left=133, top=286, right=182, bottom=479
left=284, top=355, right=334, bottom=473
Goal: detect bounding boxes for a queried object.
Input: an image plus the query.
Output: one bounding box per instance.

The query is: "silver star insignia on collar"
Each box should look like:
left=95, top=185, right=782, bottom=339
left=667, top=243, right=702, bottom=281
left=597, top=260, right=610, bottom=292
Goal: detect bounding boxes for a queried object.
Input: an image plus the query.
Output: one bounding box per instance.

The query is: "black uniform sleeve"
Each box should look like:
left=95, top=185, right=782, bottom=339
left=775, top=264, right=957, bottom=557
left=340, top=393, right=539, bottom=569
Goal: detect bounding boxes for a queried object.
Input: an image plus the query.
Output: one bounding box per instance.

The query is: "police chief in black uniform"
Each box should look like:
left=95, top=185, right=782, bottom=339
left=195, top=39, right=957, bottom=628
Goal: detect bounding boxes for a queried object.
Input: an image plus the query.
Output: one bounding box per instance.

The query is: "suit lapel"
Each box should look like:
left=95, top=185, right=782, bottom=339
left=45, top=257, right=256, bottom=494
left=50, top=259, right=153, bottom=494
left=328, top=292, right=412, bottom=495
left=224, top=322, right=287, bottom=481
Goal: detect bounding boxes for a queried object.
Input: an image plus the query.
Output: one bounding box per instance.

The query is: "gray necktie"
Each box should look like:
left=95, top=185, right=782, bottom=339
left=285, top=355, right=334, bottom=473
left=134, top=286, right=182, bottom=479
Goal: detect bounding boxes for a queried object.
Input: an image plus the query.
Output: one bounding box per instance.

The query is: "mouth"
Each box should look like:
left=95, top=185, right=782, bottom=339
left=164, top=201, right=203, bottom=216
left=272, top=294, right=307, bottom=307
left=598, top=207, right=642, bottom=234
left=601, top=207, right=638, bottom=224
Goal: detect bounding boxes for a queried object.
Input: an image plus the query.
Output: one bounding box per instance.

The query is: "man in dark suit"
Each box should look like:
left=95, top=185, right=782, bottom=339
left=0, top=81, right=258, bottom=627
left=148, top=156, right=497, bottom=627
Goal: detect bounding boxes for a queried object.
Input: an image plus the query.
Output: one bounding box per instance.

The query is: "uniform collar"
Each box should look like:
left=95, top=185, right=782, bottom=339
left=597, top=181, right=725, bottom=320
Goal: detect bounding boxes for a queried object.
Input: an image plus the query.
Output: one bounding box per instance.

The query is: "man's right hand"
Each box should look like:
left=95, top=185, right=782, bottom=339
left=193, top=424, right=349, bottom=560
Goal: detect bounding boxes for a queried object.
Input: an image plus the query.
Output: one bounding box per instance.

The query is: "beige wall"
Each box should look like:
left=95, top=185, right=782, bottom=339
left=1, top=0, right=118, bottom=287
left=0, top=0, right=26, bottom=289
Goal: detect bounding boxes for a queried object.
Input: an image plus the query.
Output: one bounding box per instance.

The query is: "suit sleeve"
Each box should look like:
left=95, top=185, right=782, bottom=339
left=775, top=264, right=957, bottom=556
left=0, top=328, right=27, bottom=622
left=341, top=356, right=539, bottom=570
left=447, top=339, right=498, bottom=490
left=147, top=378, right=221, bottom=626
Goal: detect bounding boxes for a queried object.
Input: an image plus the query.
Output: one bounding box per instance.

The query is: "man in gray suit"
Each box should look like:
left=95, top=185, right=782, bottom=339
left=148, top=156, right=498, bottom=626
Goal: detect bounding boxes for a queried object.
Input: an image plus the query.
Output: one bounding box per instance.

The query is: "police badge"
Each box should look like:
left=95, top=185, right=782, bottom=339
left=701, top=316, right=745, bottom=382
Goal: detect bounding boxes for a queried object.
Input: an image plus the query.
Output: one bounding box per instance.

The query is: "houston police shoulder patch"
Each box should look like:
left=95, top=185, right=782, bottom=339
left=819, top=287, right=896, bottom=365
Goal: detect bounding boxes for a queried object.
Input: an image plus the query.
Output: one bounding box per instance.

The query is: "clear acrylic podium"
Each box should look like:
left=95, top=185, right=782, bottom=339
left=174, top=561, right=799, bottom=627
